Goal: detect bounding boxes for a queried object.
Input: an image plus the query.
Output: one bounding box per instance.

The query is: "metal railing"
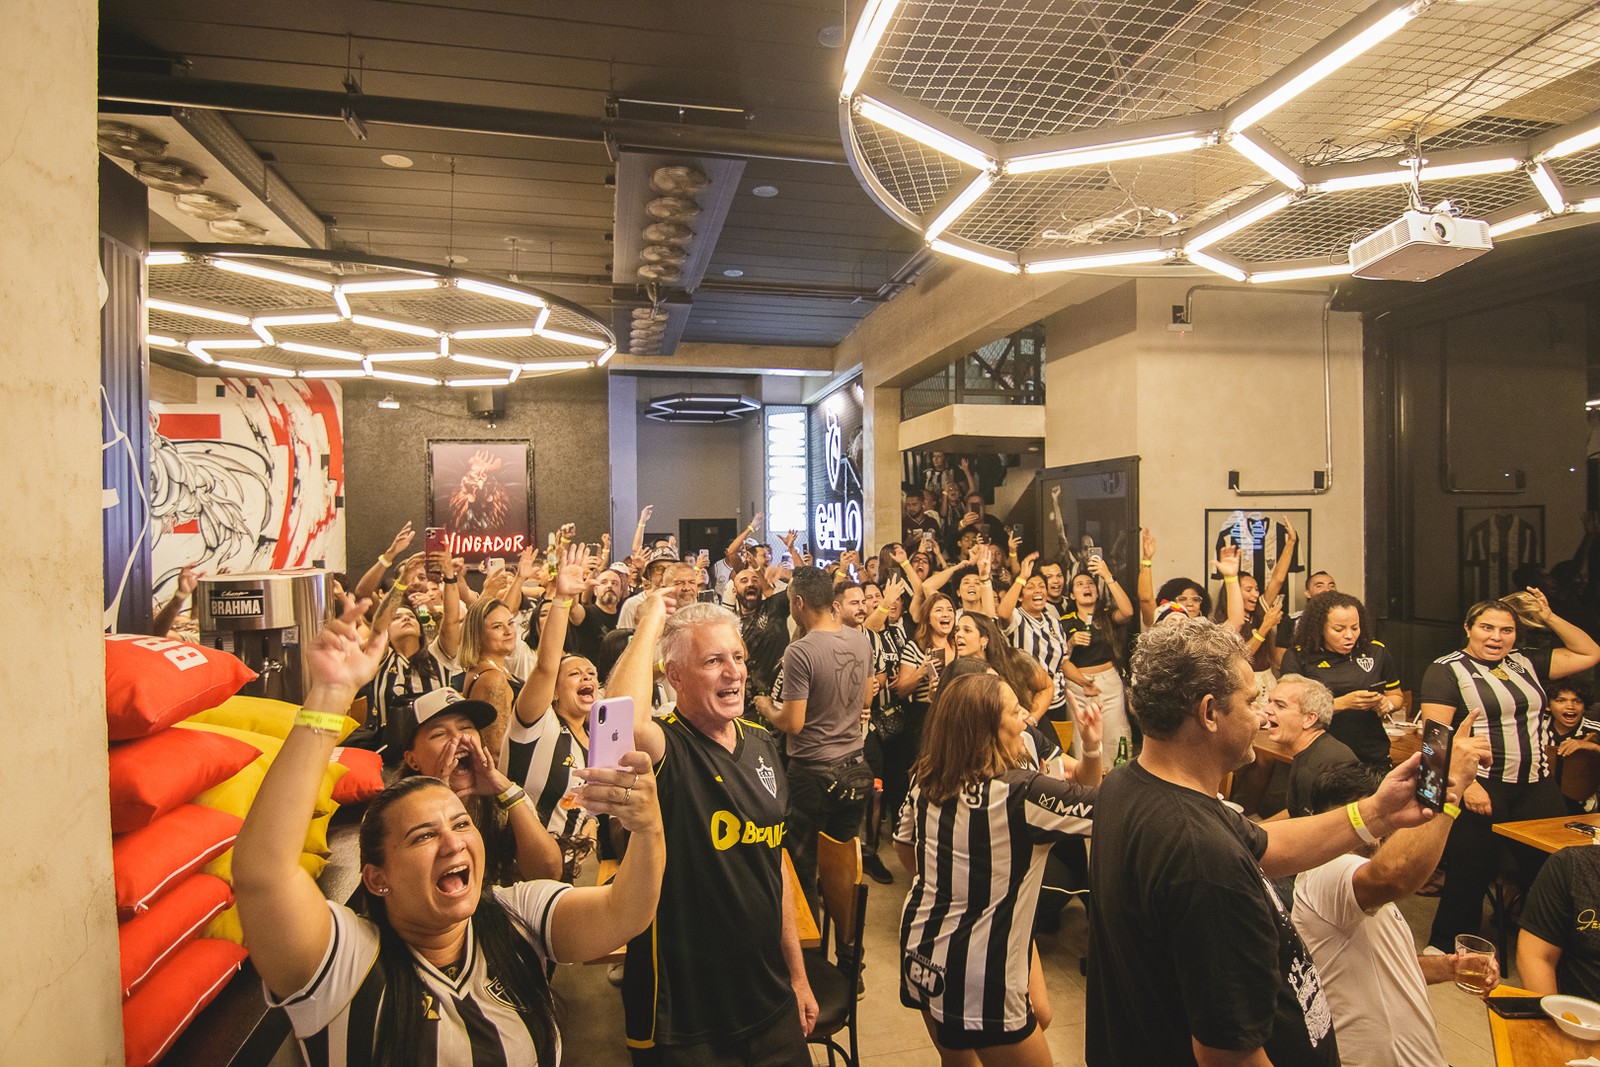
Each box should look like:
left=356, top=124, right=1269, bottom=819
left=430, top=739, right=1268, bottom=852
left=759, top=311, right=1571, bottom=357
left=900, top=324, right=1045, bottom=420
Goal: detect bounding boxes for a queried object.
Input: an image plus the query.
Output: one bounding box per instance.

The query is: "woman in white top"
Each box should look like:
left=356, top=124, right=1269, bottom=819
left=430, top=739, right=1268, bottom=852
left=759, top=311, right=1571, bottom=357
left=235, top=597, right=664, bottom=1067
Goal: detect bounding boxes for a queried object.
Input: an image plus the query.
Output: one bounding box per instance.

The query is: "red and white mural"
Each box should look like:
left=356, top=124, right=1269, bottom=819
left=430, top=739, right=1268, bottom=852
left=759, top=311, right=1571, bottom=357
left=150, top=379, right=344, bottom=601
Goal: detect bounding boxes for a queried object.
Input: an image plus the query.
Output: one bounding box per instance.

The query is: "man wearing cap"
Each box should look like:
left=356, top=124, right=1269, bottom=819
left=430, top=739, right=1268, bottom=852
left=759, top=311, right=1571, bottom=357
left=619, top=550, right=679, bottom=629
left=400, top=687, right=564, bottom=883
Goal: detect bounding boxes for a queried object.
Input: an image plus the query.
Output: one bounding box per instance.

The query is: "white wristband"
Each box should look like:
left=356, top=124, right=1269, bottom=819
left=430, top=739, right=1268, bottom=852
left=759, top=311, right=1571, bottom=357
left=1081, top=746, right=1104, bottom=760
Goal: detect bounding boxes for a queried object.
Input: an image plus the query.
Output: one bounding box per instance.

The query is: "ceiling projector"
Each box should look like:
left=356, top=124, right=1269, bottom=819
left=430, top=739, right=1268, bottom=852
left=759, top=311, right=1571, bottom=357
left=1349, top=208, right=1493, bottom=282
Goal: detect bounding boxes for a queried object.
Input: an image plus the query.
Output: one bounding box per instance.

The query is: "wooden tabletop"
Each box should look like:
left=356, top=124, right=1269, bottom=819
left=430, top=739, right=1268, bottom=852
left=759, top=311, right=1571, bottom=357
left=1486, top=985, right=1600, bottom=1065
left=1493, top=813, right=1600, bottom=854
left=589, top=850, right=821, bottom=963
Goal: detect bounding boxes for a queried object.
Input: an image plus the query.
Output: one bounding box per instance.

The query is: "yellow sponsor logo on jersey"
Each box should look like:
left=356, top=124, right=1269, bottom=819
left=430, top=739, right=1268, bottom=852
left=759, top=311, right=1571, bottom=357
left=709, top=809, right=786, bottom=850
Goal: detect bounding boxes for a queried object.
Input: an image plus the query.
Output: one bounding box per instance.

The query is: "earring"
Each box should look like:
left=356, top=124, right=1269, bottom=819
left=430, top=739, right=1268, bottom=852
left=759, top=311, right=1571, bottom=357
left=378, top=887, right=389, bottom=895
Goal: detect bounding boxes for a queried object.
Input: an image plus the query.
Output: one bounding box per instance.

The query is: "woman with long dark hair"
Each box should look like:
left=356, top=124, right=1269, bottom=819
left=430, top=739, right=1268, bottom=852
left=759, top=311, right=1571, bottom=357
left=953, top=612, right=1053, bottom=723
left=1061, top=555, right=1135, bottom=756
left=235, top=599, right=664, bottom=1066
left=1280, top=591, right=1403, bottom=768
left=1423, top=589, right=1600, bottom=952
left=895, top=672, right=1102, bottom=1064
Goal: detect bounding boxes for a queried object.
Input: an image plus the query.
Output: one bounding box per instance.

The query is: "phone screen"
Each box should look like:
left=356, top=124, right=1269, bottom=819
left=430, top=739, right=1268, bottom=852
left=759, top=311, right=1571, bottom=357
left=586, top=696, right=635, bottom=771
left=1416, top=719, right=1452, bottom=811
left=424, top=527, right=447, bottom=580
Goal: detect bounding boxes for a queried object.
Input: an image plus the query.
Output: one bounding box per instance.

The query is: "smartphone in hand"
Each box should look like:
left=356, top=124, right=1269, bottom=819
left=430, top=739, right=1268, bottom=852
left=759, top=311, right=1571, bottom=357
left=1416, top=718, right=1452, bottom=811
left=424, top=527, right=447, bottom=580
left=586, top=696, right=636, bottom=771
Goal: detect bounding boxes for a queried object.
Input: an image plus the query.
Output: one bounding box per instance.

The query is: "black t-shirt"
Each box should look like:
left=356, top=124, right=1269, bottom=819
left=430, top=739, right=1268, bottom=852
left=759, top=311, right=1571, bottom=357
left=740, top=593, right=792, bottom=702
left=1285, top=732, right=1360, bottom=819
left=1061, top=609, right=1115, bottom=668
left=1086, top=762, right=1338, bottom=1066
left=1279, top=642, right=1401, bottom=766
left=1520, top=843, right=1600, bottom=1001
left=567, top=603, right=619, bottom=665
left=622, top=714, right=794, bottom=1048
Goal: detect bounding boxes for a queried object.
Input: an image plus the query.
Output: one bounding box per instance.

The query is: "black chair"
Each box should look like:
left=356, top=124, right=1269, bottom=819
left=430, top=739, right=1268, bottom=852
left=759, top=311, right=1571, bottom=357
left=806, top=832, right=868, bottom=1066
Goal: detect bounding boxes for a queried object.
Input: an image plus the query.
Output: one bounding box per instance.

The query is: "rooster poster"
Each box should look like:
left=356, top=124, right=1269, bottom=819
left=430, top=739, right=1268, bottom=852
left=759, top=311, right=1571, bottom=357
left=426, top=440, right=533, bottom=562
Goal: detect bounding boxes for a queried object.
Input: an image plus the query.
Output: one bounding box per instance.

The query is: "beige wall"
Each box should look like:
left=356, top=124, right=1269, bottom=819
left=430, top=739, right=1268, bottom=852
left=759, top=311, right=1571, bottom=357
left=1, top=0, right=125, bottom=1060
left=1046, top=278, right=1366, bottom=600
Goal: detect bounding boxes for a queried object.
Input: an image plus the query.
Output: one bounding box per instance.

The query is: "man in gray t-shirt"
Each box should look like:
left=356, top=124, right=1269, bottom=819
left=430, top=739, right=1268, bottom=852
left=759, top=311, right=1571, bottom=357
left=770, top=566, right=872, bottom=914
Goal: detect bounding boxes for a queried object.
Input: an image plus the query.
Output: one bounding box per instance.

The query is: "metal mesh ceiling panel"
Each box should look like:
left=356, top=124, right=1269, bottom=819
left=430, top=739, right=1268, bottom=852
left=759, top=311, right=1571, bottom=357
left=1214, top=173, right=1537, bottom=261
left=875, top=0, right=1368, bottom=141
left=843, top=0, right=1600, bottom=273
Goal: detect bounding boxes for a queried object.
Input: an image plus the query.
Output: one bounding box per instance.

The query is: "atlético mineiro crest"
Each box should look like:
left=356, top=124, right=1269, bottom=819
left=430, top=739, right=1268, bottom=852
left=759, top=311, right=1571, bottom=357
left=756, top=756, right=778, bottom=798
left=1356, top=655, right=1375, bottom=673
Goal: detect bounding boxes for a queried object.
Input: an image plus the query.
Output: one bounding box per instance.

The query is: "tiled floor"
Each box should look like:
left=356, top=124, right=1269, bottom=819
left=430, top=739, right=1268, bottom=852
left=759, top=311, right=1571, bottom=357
left=552, top=854, right=1503, bottom=1067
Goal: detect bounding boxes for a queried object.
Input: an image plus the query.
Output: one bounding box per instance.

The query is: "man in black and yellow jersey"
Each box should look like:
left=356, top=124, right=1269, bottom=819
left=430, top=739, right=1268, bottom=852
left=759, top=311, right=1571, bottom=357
left=608, top=589, right=816, bottom=1067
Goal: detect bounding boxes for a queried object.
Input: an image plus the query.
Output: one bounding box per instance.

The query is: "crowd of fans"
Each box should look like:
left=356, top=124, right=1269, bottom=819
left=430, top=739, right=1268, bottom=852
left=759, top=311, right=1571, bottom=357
left=153, top=461, right=1600, bottom=1066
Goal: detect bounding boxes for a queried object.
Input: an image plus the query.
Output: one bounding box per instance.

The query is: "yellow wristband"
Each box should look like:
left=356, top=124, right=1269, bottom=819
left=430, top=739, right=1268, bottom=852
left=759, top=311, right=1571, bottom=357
left=1442, top=802, right=1462, bottom=819
left=378, top=554, right=393, bottom=568
left=294, top=709, right=347, bottom=734
left=875, top=603, right=890, bottom=614
left=1223, top=575, right=1239, bottom=584
left=393, top=582, right=409, bottom=593
left=1252, top=630, right=1267, bottom=642
left=1140, top=559, right=1153, bottom=567
left=1346, top=801, right=1378, bottom=844
left=560, top=597, right=574, bottom=609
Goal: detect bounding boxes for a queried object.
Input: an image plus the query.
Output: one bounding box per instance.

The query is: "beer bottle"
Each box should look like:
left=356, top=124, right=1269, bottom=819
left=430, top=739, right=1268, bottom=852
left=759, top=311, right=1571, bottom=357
left=1114, top=736, right=1130, bottom=767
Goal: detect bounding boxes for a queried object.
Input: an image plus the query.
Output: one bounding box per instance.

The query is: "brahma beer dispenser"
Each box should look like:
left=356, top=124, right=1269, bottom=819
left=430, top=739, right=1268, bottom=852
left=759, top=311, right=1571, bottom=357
left=196, top=569, right=326, bottom=704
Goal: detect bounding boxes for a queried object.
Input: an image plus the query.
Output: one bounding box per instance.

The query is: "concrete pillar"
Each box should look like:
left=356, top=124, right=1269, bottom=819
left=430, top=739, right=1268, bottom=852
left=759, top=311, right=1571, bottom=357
left=0, top=0, right=126, bottom=1060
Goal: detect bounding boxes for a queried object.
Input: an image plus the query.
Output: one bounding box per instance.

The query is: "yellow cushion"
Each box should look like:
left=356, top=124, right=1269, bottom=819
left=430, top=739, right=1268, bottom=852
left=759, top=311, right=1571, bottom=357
left=177, top=721, right=347, bottom=820
left=188, top=694, right=358, bottom=744
left=203, top=851, right=336, bottom=945
left=204, top=845, right=332, bottom=888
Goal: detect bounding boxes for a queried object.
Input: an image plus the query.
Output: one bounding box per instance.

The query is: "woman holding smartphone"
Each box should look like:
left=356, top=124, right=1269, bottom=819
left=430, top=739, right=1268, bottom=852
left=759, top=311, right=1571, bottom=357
left=234, top=598, right=664, bottom=1067
left=1421, top=589, right=1600, bottom=953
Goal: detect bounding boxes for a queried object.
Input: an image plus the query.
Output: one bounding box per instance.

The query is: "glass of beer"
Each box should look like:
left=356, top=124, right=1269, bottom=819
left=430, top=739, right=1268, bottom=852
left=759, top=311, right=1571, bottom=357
left=1454, top=934, right=1496, bottom=995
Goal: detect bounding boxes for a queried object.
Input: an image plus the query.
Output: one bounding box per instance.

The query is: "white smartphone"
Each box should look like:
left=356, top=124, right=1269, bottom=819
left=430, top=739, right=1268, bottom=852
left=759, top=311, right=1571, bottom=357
left=486, top=557, right=507, bottom=575
left=586, top=695, right=635, bottom=770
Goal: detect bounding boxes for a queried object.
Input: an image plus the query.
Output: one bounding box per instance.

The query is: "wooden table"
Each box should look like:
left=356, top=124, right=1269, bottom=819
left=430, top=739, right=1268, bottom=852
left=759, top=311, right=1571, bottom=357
left=1493, top=813, right=1600, bottom=853
left=589, top=851, right=820, bottom=963
left=1486, top=984, right=1600, bottom=1065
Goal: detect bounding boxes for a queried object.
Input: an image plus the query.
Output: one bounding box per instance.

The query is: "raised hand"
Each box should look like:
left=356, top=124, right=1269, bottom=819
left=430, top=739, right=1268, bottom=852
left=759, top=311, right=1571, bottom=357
left=1086, top=554, right=1111, bottom=581
left=385, top=522, right=415, bottom=562
left=177, top=562, right=203, bottom=598
left=638, top=505, right=654, bottom=526
left=1019, top=551, right=1039, bottom=581
left=976, top=553, right=992, bottom=581
left=1281, top=514, right=1298, bottom=545
left=1076, top=701, right=1104, bottom=752
left=1008, top=528, right=1023, bottom=556
left=574, top=751, right=662, bottom=837
left=517, top=546, right=538, bottom=580
left=1214, top=543, right=1240, bottom=578
left=750, top=511, right=764, bottom=534
left=1259, top=595, right=1284, bottom=633
left=551, top=543, right=591, bottom=598
left=884, top=575, right=909, bottom=604
left=1140, top=527, right=1156, bottom=560
left=306, top=596, right=388, bottom=699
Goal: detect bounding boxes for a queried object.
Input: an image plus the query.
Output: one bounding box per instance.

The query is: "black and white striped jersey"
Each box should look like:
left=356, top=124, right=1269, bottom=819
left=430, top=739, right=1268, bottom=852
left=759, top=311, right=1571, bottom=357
left=1006, top=609, right=1069, bottom=712
left=895, top=769, right=1095, bottom=1032
left=1420, top=647, right=1555, bottom=784
left=271, top=881, right=568, bottom=1067
left=502, top=706, right=589, bottom=838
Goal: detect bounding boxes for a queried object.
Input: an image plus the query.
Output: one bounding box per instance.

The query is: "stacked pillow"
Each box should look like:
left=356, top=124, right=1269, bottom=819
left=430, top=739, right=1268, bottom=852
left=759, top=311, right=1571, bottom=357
left=105, top=635, right=258, bottom=1066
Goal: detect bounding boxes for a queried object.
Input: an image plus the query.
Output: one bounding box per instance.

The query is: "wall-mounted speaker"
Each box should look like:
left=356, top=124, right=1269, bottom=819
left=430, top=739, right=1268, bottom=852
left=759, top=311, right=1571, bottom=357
left=467, top=387, right=505, bottom=419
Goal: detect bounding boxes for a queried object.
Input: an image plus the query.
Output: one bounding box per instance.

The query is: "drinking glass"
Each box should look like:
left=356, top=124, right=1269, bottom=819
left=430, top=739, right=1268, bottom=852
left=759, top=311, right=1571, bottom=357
left=1454, top=934, right=1496, bottom=995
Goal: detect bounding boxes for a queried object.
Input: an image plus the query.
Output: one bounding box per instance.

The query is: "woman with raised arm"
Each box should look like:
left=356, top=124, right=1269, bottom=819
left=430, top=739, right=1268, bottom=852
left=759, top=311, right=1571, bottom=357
left=446, top=583, right=522, bottom=759
left=1135, top=527, right=1220, bottom=626
left=505, top=544, right=606, bottom=881
left=351, top=555, right=446, bottom=763
left=1061, top=553, right=1135, bottom=756
left=233, top=599, right=664, bottom=1066
left=1422, top=589, right=1600, bottom=954
left=895, top=672, right=1102, bottom=1065
left=998, top=552, right=1098, bottom=727
left=1213, top=516, right=1297, bottom=693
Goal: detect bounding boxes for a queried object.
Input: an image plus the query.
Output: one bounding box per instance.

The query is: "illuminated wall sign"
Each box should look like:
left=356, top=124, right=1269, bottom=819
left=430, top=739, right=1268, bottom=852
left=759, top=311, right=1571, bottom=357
left=809, top=380, right=864, bottom=556
left=765, top=407, right=809, bottom=551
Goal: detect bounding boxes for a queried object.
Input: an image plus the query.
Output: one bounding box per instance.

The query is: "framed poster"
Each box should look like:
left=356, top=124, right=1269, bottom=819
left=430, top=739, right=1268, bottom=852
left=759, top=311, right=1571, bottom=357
left=1458, top=504, right=1544, bottom=611
left=1035, top=456, right=1141, bottom=584
left=426, top=440, right=533, bottom=562
left=1204, top=509, right=1313, bottom=611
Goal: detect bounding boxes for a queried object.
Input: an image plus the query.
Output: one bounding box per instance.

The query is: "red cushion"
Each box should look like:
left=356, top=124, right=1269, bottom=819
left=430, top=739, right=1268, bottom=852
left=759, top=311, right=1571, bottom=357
left=122, top=938, right=247, bottom=1067
left=117, top=874, right=233, bottom=998
left=113, top=805, right=241, bottom=919
left=109, top=729, right=262, bottom=834
left=330, top=746, right=385, bottom=805
left=105, top=635, right=256, bottom=741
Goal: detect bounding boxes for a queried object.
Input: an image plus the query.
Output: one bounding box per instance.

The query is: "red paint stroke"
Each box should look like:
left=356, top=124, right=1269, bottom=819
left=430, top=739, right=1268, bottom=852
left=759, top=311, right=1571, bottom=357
left=171, top=520, right=199, bottom=534
left=295, top=382, right=345, bottom=566
left=157, top=413, right=221, bottom=439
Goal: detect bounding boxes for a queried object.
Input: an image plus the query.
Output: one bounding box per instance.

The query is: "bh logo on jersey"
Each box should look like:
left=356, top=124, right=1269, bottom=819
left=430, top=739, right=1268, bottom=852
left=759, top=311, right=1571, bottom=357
left=903, top=951, right=946, bottom=997
left=710, top=810, right=786, bottom=850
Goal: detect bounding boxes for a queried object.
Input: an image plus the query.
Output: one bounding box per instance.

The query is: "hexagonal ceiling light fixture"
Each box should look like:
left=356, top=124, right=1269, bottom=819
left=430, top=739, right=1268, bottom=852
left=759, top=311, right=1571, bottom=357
left=839, top=0, right=1600, bottom=283
left=144, top=246, right=615, bottom=385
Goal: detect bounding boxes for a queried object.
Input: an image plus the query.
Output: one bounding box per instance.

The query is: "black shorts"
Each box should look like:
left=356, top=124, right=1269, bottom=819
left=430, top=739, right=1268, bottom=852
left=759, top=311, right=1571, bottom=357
left=629, top=999, right=808, bottom=1067
left=933, top=1013, right=1037, bottom=1051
